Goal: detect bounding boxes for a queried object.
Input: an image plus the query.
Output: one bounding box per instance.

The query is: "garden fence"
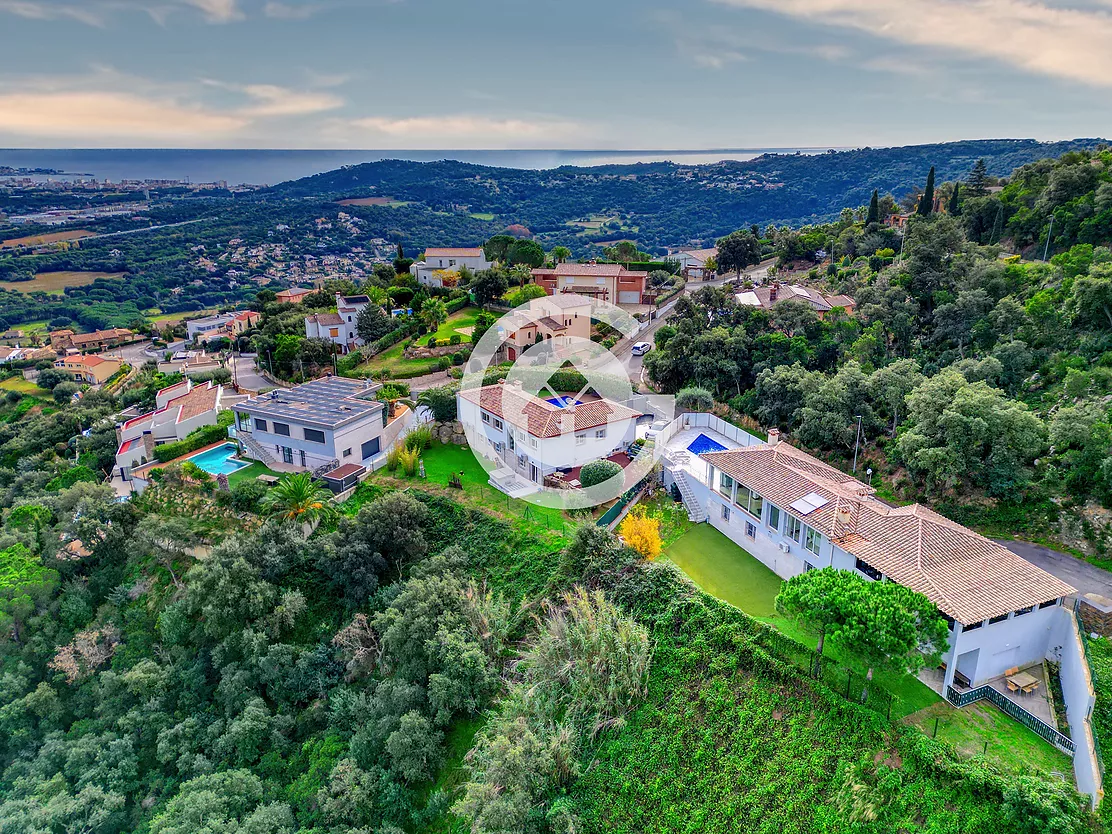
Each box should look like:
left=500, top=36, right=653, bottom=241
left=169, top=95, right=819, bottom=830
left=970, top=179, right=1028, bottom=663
left=946, top=685, right=1075, bottom=753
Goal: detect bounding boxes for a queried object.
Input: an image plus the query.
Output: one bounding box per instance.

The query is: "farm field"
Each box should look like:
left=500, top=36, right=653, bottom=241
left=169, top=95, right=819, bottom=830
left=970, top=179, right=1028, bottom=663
left=1, top=229, right=95, bottom=248
left=356, top=306, right=480, bottom=378
left=0, top=270, right=124, bottom=293
left=335, top=196, right=396, bottom=206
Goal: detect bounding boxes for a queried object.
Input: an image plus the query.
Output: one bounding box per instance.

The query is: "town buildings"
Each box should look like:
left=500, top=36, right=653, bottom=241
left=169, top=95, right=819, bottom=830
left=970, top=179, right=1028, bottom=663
left=53, top=354, right=124, bottom=385
left=531, top=263, right=649, bottom=305
left=458, top=380, right=641, bottom=494
left=50, top=327, right=135, bottom=352
left=232, top=376, right=390, bottom=471
left=411, top=247, right=492, bottom=287
left=114, top=379, right=246, bottom=479
left=735, top=283, right=856, bottom=317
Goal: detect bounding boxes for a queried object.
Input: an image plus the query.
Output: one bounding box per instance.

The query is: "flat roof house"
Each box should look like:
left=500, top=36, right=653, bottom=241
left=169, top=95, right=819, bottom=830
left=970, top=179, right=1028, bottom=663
left=458, top=381, right=641, bottom=495
left=186, top=313, right=235, bottom=341
left=531, top=263, right=649, bottom=306
left=411, top=247, right=492, bottom=287
left=668, top=430, right=1075, bottom=695
left=54, top=354, right=123, bottom=385
left=233, top=376, right=389, bottom=471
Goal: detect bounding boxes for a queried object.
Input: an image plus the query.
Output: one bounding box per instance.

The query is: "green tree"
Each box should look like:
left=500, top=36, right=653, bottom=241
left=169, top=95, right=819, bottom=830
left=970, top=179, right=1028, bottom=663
left=716, top=229, right=762, bottom=278
left=966, top=157, right=990, bottom=197
left=676, top=386, right=714, bottom=412
left=866, top=359, right=925, bottom=436
left=504, top=283, right=548, bottom=308
left=948, top=181, right=961, bottom=216
left=579, top=459, right=622, bottom=488
left=506, top=239, right=545, bottom=268
left=551, top=245, right=571, bottom=264
left=470, top=269, right=509, bottom=307
left=420, top=297, right=449, bottom=331
left=916, top=166, right=936, bottom=217
left=1069, top=264, right=1112, bottom=330
left=356, top=303, right=394, bottom=344
left=417, top=385, right=458, bottom=422
left=866, top=189, right=880, bottom=226
left=775, top=568, right=864, bottom=673
left=0, top=543, right=59, bottom=645
left=262, top=473, right=337, bottom=531
left=483, top=234, right=516, bottom=264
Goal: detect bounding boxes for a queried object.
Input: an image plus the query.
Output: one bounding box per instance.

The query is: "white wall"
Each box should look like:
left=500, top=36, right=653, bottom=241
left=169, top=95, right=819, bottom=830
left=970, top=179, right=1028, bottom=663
left=1051, top=609, right=1103, bottom=803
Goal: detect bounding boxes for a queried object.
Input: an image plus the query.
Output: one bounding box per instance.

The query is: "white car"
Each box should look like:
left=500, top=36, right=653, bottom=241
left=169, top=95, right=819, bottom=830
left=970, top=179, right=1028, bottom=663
left=631, top=341, right=653, bottom=356
left=644, top=418, right=669, bottom=440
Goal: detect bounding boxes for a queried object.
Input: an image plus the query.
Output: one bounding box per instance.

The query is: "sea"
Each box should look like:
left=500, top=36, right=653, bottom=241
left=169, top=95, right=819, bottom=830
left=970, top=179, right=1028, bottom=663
left=0, top=147, right=830, bottom=187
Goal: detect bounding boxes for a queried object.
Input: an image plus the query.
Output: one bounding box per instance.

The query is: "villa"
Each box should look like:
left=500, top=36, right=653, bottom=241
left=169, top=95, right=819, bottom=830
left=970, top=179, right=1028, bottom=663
left=114, top=379, right=246, bottom=480
left=411, top=247, right=492, bottom=287
left=670, top=247, right=718, bottom=280
left=736, top=283, right=856, bottom=317
left=50, top=327, right=136, bottom=352
left=458, top=380, right=641, bottom=495
left=186, top=313, right=236, bottom=341
left=275, top=287, right=312, bottom=304
left=493, top=294, right=593, bottom=361
left=304, top=293, right=370, bottom=353
left=232, top=375, right=395, bottom=471
left=531, top=263, right=650, bottom=306
left=54, top=354, right=123, bottom=385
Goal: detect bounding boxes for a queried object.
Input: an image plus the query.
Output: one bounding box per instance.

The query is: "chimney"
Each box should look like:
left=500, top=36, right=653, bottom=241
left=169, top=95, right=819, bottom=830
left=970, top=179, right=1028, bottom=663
left=769, top=283, right=779, bottom=303
left=767, top=428, right=780, bottom=448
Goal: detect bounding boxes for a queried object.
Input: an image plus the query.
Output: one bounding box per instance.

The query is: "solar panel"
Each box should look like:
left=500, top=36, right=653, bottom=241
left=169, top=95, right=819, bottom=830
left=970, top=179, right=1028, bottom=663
left=789, top=492, right=830, bottom=515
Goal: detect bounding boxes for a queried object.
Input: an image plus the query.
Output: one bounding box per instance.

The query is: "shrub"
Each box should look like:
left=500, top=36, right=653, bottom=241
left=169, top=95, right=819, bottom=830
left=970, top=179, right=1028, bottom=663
left=385, top=444, right=404, bottom=472
left=404, top=425, right=433, bottom=451
left=436, top=357, right=452, bottom=371
left=397, top=446, right=420, bottom=476
left=618, top=509, right=662, bottom=560
left=676, top=386, right=714, bottom=412
left=579, top=459, right=622, bottom=488
left=428, top=337, right=439, bottom=348
left=452, top=352, right=466, bottom=366
left=449, top=334, right=461, bottom=345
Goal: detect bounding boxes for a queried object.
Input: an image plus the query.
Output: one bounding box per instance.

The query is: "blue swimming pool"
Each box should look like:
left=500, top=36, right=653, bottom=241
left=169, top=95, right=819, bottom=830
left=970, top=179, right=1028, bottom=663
left=546, top=396, right=584, bottom=408
left=187, top=442, right=249, bottom=476
left=687, top=433, right=728, bottom=455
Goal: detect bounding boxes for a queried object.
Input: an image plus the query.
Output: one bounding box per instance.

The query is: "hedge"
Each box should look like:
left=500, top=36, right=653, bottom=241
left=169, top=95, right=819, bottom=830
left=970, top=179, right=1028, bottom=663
left=153, top=412, right=233, bottom=462
left=446, top=297, right=470, bottom=314
left=370, top=319, right=420, bottom=355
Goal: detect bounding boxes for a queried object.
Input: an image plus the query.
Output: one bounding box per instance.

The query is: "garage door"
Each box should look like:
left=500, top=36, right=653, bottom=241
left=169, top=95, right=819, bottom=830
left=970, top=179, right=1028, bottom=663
left=618, top=290, right=641, bottom=304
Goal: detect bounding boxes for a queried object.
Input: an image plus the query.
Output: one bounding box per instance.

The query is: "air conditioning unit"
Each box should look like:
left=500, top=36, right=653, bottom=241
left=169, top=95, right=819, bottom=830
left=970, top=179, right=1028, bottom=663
left=778, top=542, right=791, bottom=554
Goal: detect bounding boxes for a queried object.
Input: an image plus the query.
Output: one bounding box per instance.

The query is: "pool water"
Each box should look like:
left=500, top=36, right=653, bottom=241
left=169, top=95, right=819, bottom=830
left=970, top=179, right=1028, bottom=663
left=546, top=396, right=584, bottom=408
left=187, top=442, right=249, bottom=475
left=687, top=433, right=728, bottom=455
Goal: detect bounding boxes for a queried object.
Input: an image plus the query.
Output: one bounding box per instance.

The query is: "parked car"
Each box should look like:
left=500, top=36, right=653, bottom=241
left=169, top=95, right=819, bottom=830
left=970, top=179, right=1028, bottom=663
left=631, top=341, right=652, bottom=356
left=644, top=418, right=669, bottom=440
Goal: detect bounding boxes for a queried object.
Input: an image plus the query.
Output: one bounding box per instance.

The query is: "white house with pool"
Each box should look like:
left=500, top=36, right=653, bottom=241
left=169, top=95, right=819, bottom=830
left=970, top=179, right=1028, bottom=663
left=458, top=380, right=641, bottom=496
left=660, top=420, right=1077, bottom=694
left=114, top=379, right=246, bottom=481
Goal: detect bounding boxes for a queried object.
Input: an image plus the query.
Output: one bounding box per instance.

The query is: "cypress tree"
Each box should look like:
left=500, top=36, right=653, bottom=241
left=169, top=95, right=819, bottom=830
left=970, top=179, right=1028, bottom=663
left=867, top=190, right=880, bottom=225
left=948, top=182, right=961, bottom=216
left=917, top=166, right=936, bottom=217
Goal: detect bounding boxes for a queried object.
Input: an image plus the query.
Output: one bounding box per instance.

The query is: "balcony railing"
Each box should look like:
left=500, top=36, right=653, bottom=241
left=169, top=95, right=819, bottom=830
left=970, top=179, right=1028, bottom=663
left=946, top=685, right=1075, bottom=753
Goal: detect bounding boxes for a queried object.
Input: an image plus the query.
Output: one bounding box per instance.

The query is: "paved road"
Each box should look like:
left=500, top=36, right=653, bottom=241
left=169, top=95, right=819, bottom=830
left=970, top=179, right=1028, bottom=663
left=230, top=354, right=272, bottom=392
left=995, top=539, right=1112, bottom=600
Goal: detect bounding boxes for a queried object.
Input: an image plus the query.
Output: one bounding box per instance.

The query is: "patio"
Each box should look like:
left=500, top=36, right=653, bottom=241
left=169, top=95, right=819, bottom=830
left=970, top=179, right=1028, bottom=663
left=919, top=661, right=1058, bottom=728
left=660, top=424, right=743, bottom=488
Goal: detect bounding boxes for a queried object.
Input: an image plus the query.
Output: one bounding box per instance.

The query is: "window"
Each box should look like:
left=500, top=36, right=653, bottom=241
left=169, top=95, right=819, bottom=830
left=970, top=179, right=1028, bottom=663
left=745, top=521, right=756, bottom=538
left=854, top=557, right=881, bottom=581
left=1039, top=599, right=1059, bottom=609
left=767, top=504, right=781, bottom=532
left=1014, top=605, right=1033, bottom=617
left=529, top=437, right=538, bottom=449
left=481, top=412, right=490, bottom=424
left=343, top=448, right=352, bottom=458
left=273, top=422, right=290, bottom=437
left=736, top=487, right=763, bottom=519
left=988, top=613, right=1009, bottom=625
left=721, top=504, right=730, bottom=522
left=493, top=418, right=503, bottom=430
left=361, top=437, right=381, bottom=460
left=804, top=527, right=821, bottom=556
left=804, top=562, right=815, bottom=572
left=304, top=428, right=326, bottom=444
left=718, top=471, right=735, bottom=495
left=254, top=418, right=267, bottom=432
left=786, top=516, right=802, bottom=542
left=575, top=434, right=586, bottom=446
left=594, top=428, right=607, bottom=439
left=963, top=620, right=983, bottom=631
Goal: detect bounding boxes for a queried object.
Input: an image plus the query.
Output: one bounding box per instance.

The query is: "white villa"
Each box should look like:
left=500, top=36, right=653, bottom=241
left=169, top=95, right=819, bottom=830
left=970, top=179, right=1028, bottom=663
left=411, top=247, right=492, bottom=287
left=458, top=381, right=641, bottom=495
left=304, top=293, right=371, bottom=353
left=114, top=379, right=246, bottom=479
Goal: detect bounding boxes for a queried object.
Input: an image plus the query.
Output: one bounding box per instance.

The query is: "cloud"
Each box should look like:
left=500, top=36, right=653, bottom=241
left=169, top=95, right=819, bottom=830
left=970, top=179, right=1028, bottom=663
left=224, top=82, right=344, bottom=116
left=342, top=114, right=585, bottom=148
left=263, top=0, right=319, bottom=18
left=181, top=0, right=242, bottom=22
left=0, top=91, right=247, bottom=139
left=691, top=51, right=748, bottom=69
left=0, top=0, right=245, bottom=24
left=0, top=1, right=105, bottom=25
left=712, top=0, right=1112, bottom=87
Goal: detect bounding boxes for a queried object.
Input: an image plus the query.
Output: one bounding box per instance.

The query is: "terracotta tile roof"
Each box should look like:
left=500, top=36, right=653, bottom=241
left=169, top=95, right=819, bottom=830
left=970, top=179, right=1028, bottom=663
left=425, top=247, right=484, bottom=258
left=701, top=442, right=1074, bottom=624
left=542, top=293, right=594, bottom=309
left=308, top=312, right=344, bottom=326
left=460, top=383, right=641, bottom=438
left=532, top=263, right=649, bottom=278
left=167, top=381, right=220, bottom=422
left=680, top=247, right=718, bottom=262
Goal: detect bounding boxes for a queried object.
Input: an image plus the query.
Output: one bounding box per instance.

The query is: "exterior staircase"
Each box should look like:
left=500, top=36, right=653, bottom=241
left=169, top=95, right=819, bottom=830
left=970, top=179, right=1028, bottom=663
left=238, top=432, right=274, bottom=465
left=673, top=469, right=707, bottom=522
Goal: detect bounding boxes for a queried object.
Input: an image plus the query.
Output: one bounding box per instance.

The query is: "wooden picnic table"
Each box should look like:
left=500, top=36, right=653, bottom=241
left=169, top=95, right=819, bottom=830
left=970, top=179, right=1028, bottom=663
left=1006, top=671, right=1040, bottom=693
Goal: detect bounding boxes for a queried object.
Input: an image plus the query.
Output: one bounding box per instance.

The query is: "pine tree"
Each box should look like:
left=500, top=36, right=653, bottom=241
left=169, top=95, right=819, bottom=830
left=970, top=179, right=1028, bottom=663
left=916, top=166, right=935, bottom=217
left=866, top=190, right=880, bottom=225
left=948, top=182, right=961, bottom=216
left=966, top=158, right=989, bottom=197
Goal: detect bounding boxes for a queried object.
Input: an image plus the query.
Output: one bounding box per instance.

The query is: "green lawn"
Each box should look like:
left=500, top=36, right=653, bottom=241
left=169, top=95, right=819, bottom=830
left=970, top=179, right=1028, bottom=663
left=0, top=376, right=48, bottom=396
left=637, top=491, right=693, bottom=548
left=468, top=212, right=495, bottom=221
left=228, top=460, right=283, bottom=488
left=357, top=307, right=480, bottom=379
left=663, top=523, right=1073, bottom=773
left=369, top=440, right=577, bottom=542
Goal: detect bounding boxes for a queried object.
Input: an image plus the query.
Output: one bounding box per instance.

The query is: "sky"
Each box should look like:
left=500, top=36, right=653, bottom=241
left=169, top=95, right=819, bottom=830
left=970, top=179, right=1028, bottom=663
left=0, top=0, right=1110, bottom=149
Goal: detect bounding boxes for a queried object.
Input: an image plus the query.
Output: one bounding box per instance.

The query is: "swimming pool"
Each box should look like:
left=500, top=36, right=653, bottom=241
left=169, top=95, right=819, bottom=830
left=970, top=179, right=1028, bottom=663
left=546, top=396, right=584, bottom=408
left=186, top=442, right=249, bottom=476
left=687, top=433, right=728, bottom=455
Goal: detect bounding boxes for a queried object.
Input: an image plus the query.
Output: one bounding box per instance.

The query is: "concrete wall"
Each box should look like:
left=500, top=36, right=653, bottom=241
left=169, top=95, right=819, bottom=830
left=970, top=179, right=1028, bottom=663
left=242, top=412, right=384, bottom=470
left=1052, top=609, right=1103, bottom=804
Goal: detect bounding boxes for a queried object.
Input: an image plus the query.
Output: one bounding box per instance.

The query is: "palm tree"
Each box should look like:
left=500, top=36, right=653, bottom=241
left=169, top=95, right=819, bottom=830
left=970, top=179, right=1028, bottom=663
left=551, top=245, right=571, bottom=264
left=262, top=472, right=336, bottom=533
left=420, top=297, right=448, bottom=332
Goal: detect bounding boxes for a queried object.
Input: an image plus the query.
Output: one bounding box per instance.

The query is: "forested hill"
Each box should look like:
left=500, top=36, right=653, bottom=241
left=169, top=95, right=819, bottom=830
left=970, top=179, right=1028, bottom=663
left=262, top=138, right=1107, bottom=251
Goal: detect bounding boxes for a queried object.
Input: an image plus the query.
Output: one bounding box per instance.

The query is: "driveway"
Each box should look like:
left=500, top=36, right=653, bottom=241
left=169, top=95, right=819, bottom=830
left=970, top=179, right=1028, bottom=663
left=995, top=539, right=1112, bottom=600
left=230, top=354, right=272, bottom=392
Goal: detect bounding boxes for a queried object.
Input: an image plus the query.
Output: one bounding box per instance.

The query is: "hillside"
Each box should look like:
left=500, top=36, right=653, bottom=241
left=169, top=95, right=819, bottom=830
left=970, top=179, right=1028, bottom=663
left=263, top=139, right=1107, bottom=251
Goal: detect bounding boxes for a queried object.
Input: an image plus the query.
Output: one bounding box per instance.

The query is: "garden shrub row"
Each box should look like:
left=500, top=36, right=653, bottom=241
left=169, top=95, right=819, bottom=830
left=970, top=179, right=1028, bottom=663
left=153, top=412, right=233, bottom=462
